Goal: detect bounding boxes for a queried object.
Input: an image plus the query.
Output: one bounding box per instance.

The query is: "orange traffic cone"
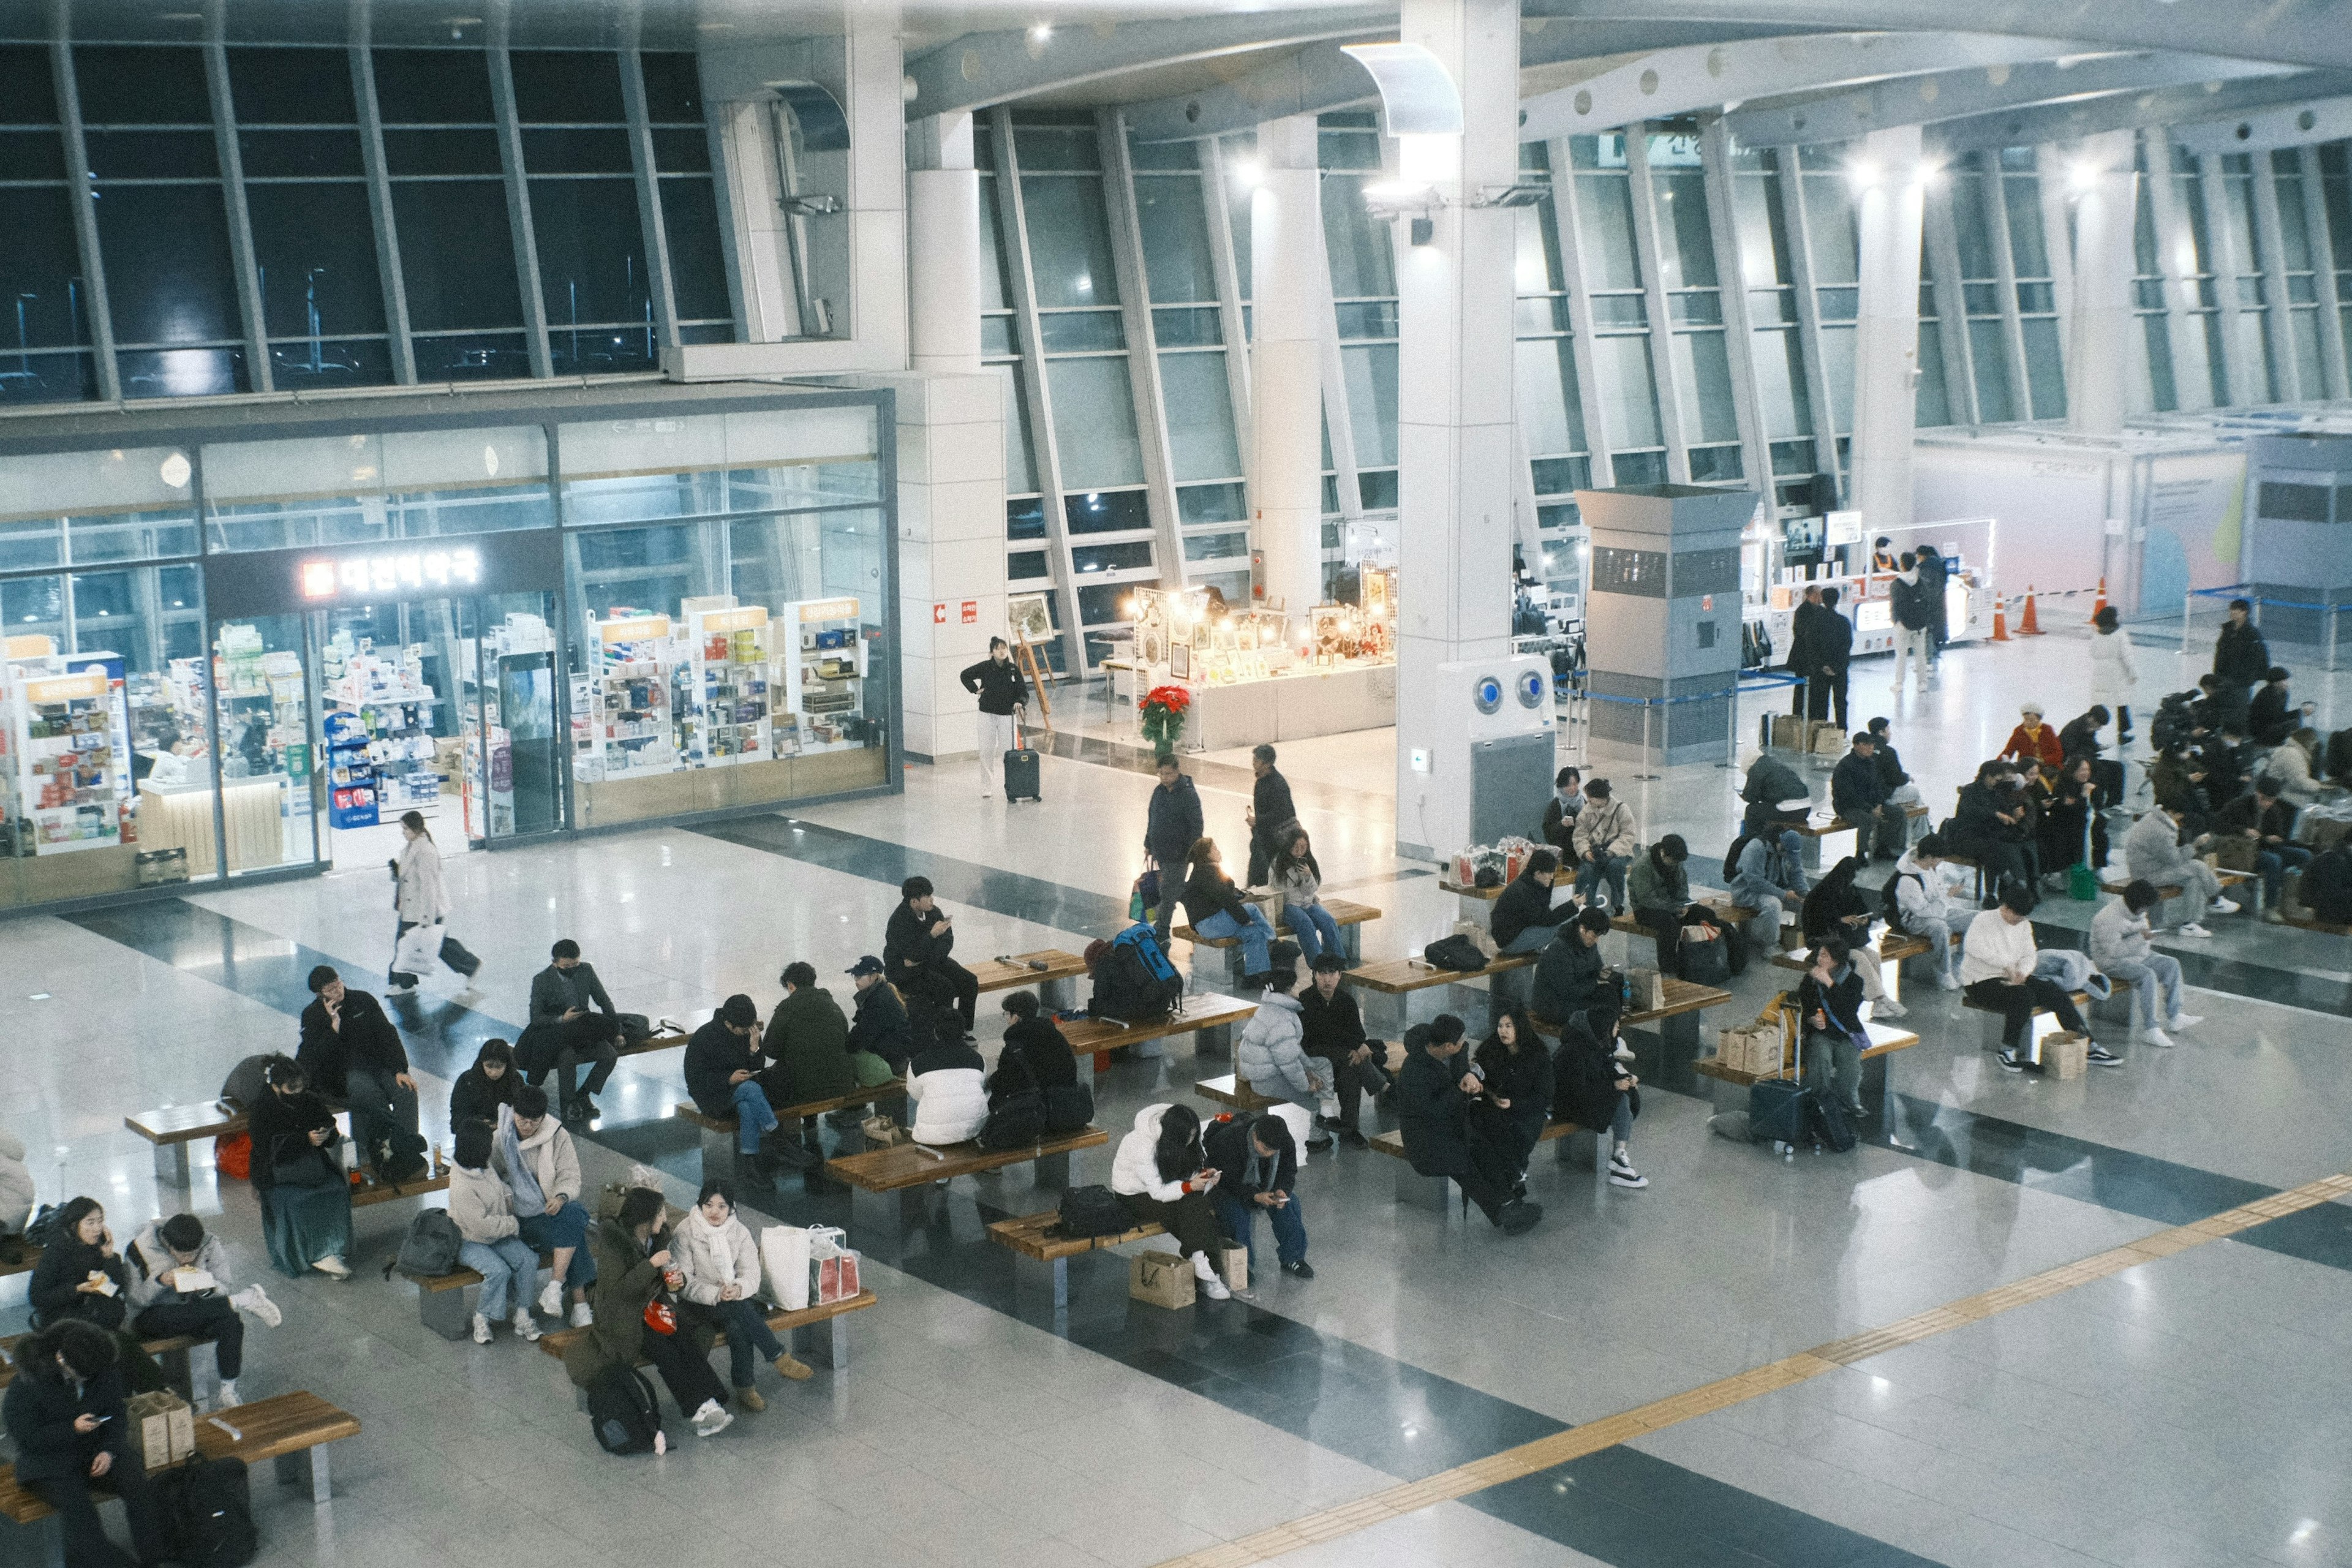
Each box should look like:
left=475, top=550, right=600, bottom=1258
left=2017, top=586, right=2044, bottom=635
left=2089, top=576, right=2107, bottom=621
left=1991, top=598, right=2010, bottom=641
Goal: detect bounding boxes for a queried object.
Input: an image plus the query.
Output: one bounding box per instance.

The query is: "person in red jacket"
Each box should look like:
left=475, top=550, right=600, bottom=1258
left=1999, top=703, right=2064, bottom=769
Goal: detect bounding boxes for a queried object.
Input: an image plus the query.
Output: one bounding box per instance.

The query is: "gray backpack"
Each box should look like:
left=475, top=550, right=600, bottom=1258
left=385, top=1208, right=463, bottom=1279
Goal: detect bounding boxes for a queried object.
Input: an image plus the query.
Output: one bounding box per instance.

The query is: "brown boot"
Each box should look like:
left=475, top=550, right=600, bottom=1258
left=773, top=1352, right=814, bottom=1382
left=734, top=1385, right=765, bottom=1412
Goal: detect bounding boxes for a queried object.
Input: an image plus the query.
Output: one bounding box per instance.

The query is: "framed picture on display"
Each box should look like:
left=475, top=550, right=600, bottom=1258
left=1170, top=642, right=1191, bottom=680
left=1007, top=593, right=1054, bottom=644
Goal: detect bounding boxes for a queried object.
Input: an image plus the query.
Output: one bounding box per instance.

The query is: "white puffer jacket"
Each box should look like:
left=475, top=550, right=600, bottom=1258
left=669, top=1207, right=761, bottom=1305
left=0, top=1130, right=32, bottom=1235
left=1235, top=990, right=1316, bottom=1102
left=1112, top=1104, right=1196, bottom=1201
left=906, top=1049, right=989, bottom=1145
left=2087, top=625, right=2138, bottom=706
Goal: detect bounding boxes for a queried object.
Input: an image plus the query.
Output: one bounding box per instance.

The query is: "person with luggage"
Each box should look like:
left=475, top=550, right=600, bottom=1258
left=1144, top=753, right=1205, bottom=944
left=671, top=1178, right=812, bottom=1411
left=516, top=939, right=624, bottom=1124
left=684, top=996, right=815, bottom=1182
left=1298, top=955, right=1387, bottom=1147
left=1531, top=908, right=1621, bottom=1038
left=564, top=1186, right=733, bottom=1439
left=1205, top=1112, right=1311, bottom=1281
left=447, top=1120, right=543, bottom=1346
left=246, top=1057, right=353, bottom=1279
left=2123, top=803, right=2238, bottom=937
left=1180, top=837, right=1278, bottom=984
left=1245, top=744, right=1297, bottom=888
left=1961, top=884, right=2114, bottom=1071
left=1797, top=938, right=1871, bottom=1125
left=1890, top=552, right=1932, bottom=693
left=1831, top=731, right=1905, bottom=862
left=884, top=876, right=981, bottom=1040
left=449, top=1037, right=520, bottom=1133
left=1629, top=835, right=1745, bottom=981
left=1395, top=1016, right=1543, bottom=1234
left=1474, top=1008, right=1553, bottom=1194
left=1490, top=848, right=1580, bottom=956
left=1235, top=965, right=1335, bottom=1150
left=1539, top=766, right=1583, bottom=854
left=2215, top=777, right=2309, bottom=922
left=1886, top=835, right=1966, bottom=991
left=2214, top=597, right=2271, bottom=703
left=1551, top=1011, right=1646, bottom=1189
left=496, top=1086, right=597, bottom=1327
left=844, top=956, right=914, bottom=1071
left=1570, top=778, right=1638, bottom=912
left=2090, top=882, right=2201, bottom=1049
left=1270, top=825, right=1346, bottom=965
left=297, top=965, right=426, bottom=1182
left=387, top=810, right=479, bottom=993
left=1110, top=1103, right=1236, bottom=1299
left=990, top=990, right=1080, bottom=1103
left=124, top=1213, right=281, bottom=1411
left=2, top=1319, right=170, bottom=1568
left=960, top=636, right=1030, bottom=799
left=1800, top=856, right=1905, bottom=1017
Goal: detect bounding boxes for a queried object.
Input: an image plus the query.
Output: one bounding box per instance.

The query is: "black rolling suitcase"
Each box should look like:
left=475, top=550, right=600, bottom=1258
left=1003, top=718, right=1042, bottom=802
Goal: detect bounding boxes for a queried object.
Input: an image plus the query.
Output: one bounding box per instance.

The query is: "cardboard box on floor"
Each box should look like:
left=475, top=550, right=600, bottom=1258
left=2040, top=1031, right=2089, bottom=1080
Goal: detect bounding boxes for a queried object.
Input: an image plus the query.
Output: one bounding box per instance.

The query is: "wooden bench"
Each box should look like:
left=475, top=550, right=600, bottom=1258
left=1964, top=988, right=2092, bottom=1052
left=2101, top=866, right=2258, bottom=916
left=670, top=1079, right=910, bottom=1183
left=0, top=1246, right=39, bottom=1281
left=125, top=1100, right=247, bottom=1188
left=827, top=1126, right=1110, bottom=1232
left=988, top=1209, right=1166, bottom=1315
left=535, top=1290, right=876, bottom=1373
left=1793, top=815, right=1858, bottom=869
left=0, top=1333, right=200, bottom=1396
left=347, top=1158, right=451, bottom=1210
left=1342, top=951, right=1536, bottom=1034
left=0, top=1390, right=361, bottom=1528
left=1193, top=1073, right=1281, bottom=1112
left=1768, top=931, right=1931, bottom=1001
left=1695, top=1005, right=1920, bottom=1113
left=1366, top=1119, right=1593, bottom=1213
left=1060, top=992, right=1256, bottom=1072
left=969, top=949, right=1090, bottom=1009
left=1175, top=896, right=1379, bottom=972
left=1529, top=978, right=1732, bottom=1095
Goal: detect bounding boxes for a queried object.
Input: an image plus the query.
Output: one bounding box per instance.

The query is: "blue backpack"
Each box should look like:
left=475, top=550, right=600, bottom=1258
left=1088, top=924, right=1185, bottom=1023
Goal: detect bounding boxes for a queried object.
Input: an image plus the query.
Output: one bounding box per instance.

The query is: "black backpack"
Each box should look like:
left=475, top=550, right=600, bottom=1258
left=587, top=1363, right=663, bottom=1455
left=1054, top=1184, right=1130, bottom=1239
left=1722, top=834, right=1755, bottom=886
left=383, top=1207, right=462, bottom=1280
left=156, top=1455, right=257, bottom=1568
left=1807, top=1094, right=1858, bottom=1154
left=1088, top=925, right=1184, bottom=1023
left=1422, top=934, right=1489, bottom=973
left=1880, top=870, right=1920, bottom=931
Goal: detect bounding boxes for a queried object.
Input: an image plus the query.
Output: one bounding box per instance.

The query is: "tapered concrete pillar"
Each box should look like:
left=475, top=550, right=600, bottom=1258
left=907, top=112, right=982, bottom=375
left=1392, top=0, right=1520, bottom=861
left=1849, top=124, right=1926, bottom=536
left=2065, top=131, right=2137, bottom=436
left=1251, top=115, right=1327, bottom=622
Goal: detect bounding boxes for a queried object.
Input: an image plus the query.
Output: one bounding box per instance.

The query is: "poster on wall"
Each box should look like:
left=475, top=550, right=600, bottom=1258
left=2136, top=449, right=2248, bottom=615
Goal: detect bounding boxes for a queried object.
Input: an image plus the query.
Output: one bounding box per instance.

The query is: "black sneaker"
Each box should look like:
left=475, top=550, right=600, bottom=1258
left=1997, top=1049, right=2025, bottom=1072
left=1281, top=1259, right=1315, bottom=1280
left=763, top=1137, right=822, bottom=1170
left=2087, top=1045, right=2125, bottom=1067
left=1305, top=1134, right=1334, bottom=1152
left=1499, top=1199, right=1543, bottom=1236
left=1338, top=1129, right=1368, bottom=1149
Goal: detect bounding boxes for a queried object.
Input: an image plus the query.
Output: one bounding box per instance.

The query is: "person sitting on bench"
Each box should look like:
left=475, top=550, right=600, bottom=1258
left=1112, top=1102, right=1234, bottom=1300
left=124, top=1213, right=281, bottom=1411
left=2215, top=777, right=2310, bottom=924
left=671, top=1177, right=812, bottom=1412
left=1962, top=883, right=2116, bottom=1072
left=885, top=876, right=981, bottom=1041
left=247, top=1057, right=353, bottom=1280
left=1235, top=963, right=1335, bottom=1151
left=1887, top=835, right=1966, bottom=992
left=1570, top=779, right=1638, bottom=912
left=564, top=1186, right=733, bottom=1440
left=1629, top=835, right=1745, bottom=979
left=447, top=1120, right=541, bottom=1346
left=1179, top=837, right=1278, bottom=985
left=2123, top=803, right=2239, bottom=937
left=1728, top=801, right=1811, bottom=932
left=449, top=1037, right=519, bottom=1134
left=1831, top=731, right=1905, bottom=863
left=905, top=1015, right=989, bottom=1146
left=1550, top=1011, right=1645, bottom=1190
left=518, top=939, right=623, bottom=1124
left=2, top=1320, right=170, bottom=1568
left=1539, top=766, right=1583, bottom=854
left=2090, top=881, right=2201, bottom=1050
left=1801, top=856, right=1905, bottom=1018
left=496, top=1086, right=596, bottom=1328
left=1396, top=1016, right=1542, bottom=1235
left=1491, top=848, right=1579, bottom=956
left=1205, top=1112, right=1310, bottom=1281
left=1532, top=908, right=1620, bottom=1038
left=844, top=956, right=913, bottom=1072
left=1474, top=1008, right=1553, bottom=1193
left=29, top=1200, right=164, bottom=1393
left=989, top=991, right=1079, bottom=1104
left=1797, top=938, right=1871, bottom=1123
left=298, top=965, right=425, bottom=1181
left=685, top=996, right=816, bottom=1183
left=763, top=961, right=892, bottom=1117
left=1299, top=955, right=1388, bottom=1147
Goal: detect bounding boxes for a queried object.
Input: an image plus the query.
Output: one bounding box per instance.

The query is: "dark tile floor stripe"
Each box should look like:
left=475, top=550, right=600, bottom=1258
left=1035, top=726, right=1398, bottom=818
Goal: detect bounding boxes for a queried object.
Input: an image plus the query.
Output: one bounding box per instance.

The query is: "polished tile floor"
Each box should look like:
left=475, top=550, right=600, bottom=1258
left=4, top=621, right=2350, bottom=1568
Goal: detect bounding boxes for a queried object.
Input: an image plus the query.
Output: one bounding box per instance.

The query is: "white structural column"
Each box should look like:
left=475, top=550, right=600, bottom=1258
left=1392, top=0, right=1519, bottom=861
left=1250, top=115, right=1327, bottom=623
left=907, top=111, right=982, bottom=374
left=1848, top=125, right=1926, bottom=535
left=2065, top=131, right=2138, bottom=435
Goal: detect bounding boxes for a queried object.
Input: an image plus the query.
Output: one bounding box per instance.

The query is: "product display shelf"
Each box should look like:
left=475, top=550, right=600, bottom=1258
left=685, top=602, right=772, bottom=766
left=777, top=597, right=867, bottom=756
left=580, top=614, right=679, bottom=782
left=7, top=667, right=121, bottom=854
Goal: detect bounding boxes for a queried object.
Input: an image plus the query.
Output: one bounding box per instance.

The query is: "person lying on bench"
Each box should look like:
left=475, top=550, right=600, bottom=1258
left=685, top=996, right=818, bottom=1184
left=448, top=1120, right=542, bottom=1346
left=124, top=1213, right=281, bottom=1411
left=671, top=1177, right=812, bottom=1412
left=496, top=1087, right=596, bottom=1327
left=1551, top=1011, right=1646, bottom=1190
left=1532, top=908, right=1619, bottom=1038
left=1207, top=1112, right=1310, bottom=1281
left=1962, top=883, right=2116, bottom=1072
left=1396, top=1016, right=1542, bottom=1235
left=886, top=876, right=981, bottom=1041
left=845, top=956, right=914, bottom=1072
left=518, top=939, right=623, bottom=1125
left=450, top=1037, right=519, bottom=1134
left=3, top=1320, right=170, bottom=1568
left=565, top=1186, right=733, bottom=1441
left=298, top=965, right=426, bottom=1182
left=1111, top=1103, right=1234, bottom=1300
left=1300, top=955, right=1387, bottom=1147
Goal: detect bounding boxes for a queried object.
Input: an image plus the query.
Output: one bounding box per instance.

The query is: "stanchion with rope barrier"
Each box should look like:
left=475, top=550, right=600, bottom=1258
left=1584, top=686, right=1744, bottom=782
left=1725, top=671, right=1807, bottom=770
left=2185, top=584, right=2352, bottom=674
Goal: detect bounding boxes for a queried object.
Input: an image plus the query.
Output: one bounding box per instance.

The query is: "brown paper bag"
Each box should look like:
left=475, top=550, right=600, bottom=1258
left=1627, top=965, right=1666, bottom=1011
left=1129, top=1250, right=1196, bottom=1309
left=127, top=1392, right=193, bottom=1471
left=1770, top=714, right=1807, bottom=750
left=2040, top=1031, right=2089, bottom=1080
left=1219, top=1243, right=1249, bottom=1295
left=859, top=1114, right=910, bottom=1147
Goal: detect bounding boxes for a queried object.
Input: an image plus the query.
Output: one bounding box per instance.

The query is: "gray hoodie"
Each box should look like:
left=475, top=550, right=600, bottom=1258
left=123, top=1221, right=235, bottom=1312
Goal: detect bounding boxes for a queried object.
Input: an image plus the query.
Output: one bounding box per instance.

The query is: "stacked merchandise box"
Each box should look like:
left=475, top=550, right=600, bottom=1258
left=323, top=643, right=443, bottom=818
left=777, top=597, right=867, bottom=755
left=685, top=602, right=772, bottom=766
left=9, top=669, right=121, bottom=853
left=577, top=614, right=678, bottom=782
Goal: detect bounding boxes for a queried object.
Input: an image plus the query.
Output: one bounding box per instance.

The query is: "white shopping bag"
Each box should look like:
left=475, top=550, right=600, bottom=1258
left=393, top=920, right=440, bottom=977
left=760, top=1225, right=810, bottom=1311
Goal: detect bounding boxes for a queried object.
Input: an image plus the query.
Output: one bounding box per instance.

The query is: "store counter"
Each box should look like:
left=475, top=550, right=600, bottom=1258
left=1183, top=662, right=1396, bottom=750
left=138, top=772, right=296, bottom=876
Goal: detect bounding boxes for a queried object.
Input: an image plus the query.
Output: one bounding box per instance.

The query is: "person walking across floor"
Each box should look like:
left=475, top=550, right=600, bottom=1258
left=495, top=1087, right=597, bottom=1327
left=1245, top=744, right=1297, bottom=888
left=1395, top=1016, right=1543, bottom=1234
left=1205, top=1112, right=1311, bottom=1281
left=960, top=636, right=1031, bottom=798
left=1890, top=552, right=1932, bottom=693
left=2, top=1320, right=170, bottom=1568
left=1962, top=883, right=2116, bottom=1071
left=2089, top=881, right=2201, bottom=1049
left=1571, top=778, right=1638, bottom=912
left=387, top=810, right=479, bottom=993
left=124, top=1213, right=280, bottom=1411
left=671, top=1178, right=812, bottom=1410
left=2088, top=605, right=2139, bottom=747
left=1144, top=753, right=1204, bottom=944
left=1111, top=1103, right=1236, bottom=1299
left=447, top=1120, right=542, bottom=1346
left=518, top=938, right=623, bottom=1123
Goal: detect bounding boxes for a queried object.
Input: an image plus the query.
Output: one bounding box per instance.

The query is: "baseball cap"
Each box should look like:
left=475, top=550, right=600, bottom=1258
left=846, top=956, right=885, bottom=978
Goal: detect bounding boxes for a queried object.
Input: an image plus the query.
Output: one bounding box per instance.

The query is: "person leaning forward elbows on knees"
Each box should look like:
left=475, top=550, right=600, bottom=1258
left=1298, top=954, right=1389, bottom=1146
left=671, top=1177, right=812, bottom=1411
left=1205, top=1112, right=1310, bottom=1281
left=3, top=1320, right=170, bottom=1568
left=1395, top=1016, right=1543, bottom=1235
left=2089, top=881, right=2202, bottom=1049
left=518, top=938, right=622, bottom=1125
left=1961, top=883, right=2120, bottom=1072
left=884, top=875, right=981, bottom=1041
left=1491, top=847, right=1580, bottom=956
left=2122, top=801, right=2239, bottom=938
left=446, top=1120, right=542, bottom=1346
left=1531, top=907, right=1621, bottom=1039
left=684, top=995, right=817, bottom=1183
left=124, top=1212, right=281, bottom=1411
left=495, top=1085, right=597, bottom=1328
left=1111, top=1102, right=1237, bottom=1298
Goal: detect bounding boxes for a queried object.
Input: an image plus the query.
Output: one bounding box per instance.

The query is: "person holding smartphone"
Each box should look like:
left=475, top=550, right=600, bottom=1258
left=1110, top=1102, right=1234, bottom=1299
left=3, top=1320, right=170, bottom=1568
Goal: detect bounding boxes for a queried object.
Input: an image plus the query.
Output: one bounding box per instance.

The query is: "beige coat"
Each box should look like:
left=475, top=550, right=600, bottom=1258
left=447, top=1164, right=519, bottom=1244
left=394, top=833, right=450, bottom=924
left=491, top=1105, right=581, bottom=1207
left=1572, top=796, right=1638, bottom=861
left=669, top=1208, right=761, bottom=1306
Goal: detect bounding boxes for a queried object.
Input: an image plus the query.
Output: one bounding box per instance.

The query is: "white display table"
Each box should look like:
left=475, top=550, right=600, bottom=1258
left=138, top=773, right=295, bottom=875
left=1181, top=662, right=1396, bottom=750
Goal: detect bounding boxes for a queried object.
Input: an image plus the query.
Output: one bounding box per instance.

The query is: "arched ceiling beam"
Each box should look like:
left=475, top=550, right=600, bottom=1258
left=1522, top=0, right=2352, bottom=75
left=1727, top=53, right=2297, bottom=149
left=1521, top=31, right=2096, bottom=141
left=1925, top=70, right=2352, bottom=154
left=1125, top=19, right=1811, bottom=143
left=903, top=9, right=1393, bottom=118
left=2173, top=93, right=2352, bottom=157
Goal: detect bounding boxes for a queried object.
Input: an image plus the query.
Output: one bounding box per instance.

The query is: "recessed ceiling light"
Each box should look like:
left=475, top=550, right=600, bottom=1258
left=443, top=15, right=483, bottom=25
left=154, top=12, right=203, bottom=20
left=28, top=992, right=51, bottom=1000
left=1028, top=23, right=1053, bottom=42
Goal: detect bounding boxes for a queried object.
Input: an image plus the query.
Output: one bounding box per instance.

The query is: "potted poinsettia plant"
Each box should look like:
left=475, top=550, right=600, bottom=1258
left=1139, top=684, right=1191, bottom=752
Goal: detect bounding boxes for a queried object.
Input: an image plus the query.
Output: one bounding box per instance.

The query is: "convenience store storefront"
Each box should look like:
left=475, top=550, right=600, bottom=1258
left=0, top=382, right=897, bottom=913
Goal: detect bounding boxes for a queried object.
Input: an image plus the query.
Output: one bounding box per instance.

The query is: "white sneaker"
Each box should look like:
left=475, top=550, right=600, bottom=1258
left=2167, top=1014, right=2202, bottom=1030
left=1189, top=1250, right=1233, bottom=1301
left=510, top=1308, right=541, bottom=1343
left=692, top=1399, right=733, bottom=1438
left=2139, top=1028, right=2176, bottom=1049
left=214, top=1380, right=240, bottom=1409
left=537, top=1278, right=563, bottom=1318
left=2211, top=898, right=2240, bottom=916
left=1874, top=997, right=1908, bottom=1019
left=312, top=1255, right=351, bottom=1280
left=1197, top=1273, right=1232, bottom=1301
left=1937, top=973, right=1961, bottom=992
left=229, top=1286, right=282, bottom=1328
left=471, top=1313, right=492, bottom=1344
left=570, top=1301, right=594, bottom=1328
left=2175, top=923, right=2214, bottom=938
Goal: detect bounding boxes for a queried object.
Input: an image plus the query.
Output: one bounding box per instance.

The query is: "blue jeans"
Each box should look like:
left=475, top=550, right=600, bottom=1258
left=1196, top=905, right=1275, bottom=974
left=2258, top=845, right=2313, bottom=907
left=515, top=1205, right=597, bottom=1292
left=1575, top=853, right=1630, bottom=912
left=1283, top=902, right=1344, bottom=963
left=687, top=1296, right=787, bottom=1390
left=459, top=1236, right=538, bottom=1320
left=731, top=1079, right=779, bottom=1155
left=1498, top=924, right=1555, bottom=956
left=1213, top=1189, right=1306, bottom=1273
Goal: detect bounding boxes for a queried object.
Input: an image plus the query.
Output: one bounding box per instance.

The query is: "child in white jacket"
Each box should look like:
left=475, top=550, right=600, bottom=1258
left=446, top=1121, right=540, bottom=1344
left=669, top=1178, right=811, bottom=1408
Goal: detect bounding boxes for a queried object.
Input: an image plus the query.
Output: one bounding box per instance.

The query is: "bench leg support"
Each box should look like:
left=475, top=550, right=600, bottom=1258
left=1039, top=976, right=1076, bottom=1011
left=153, top=1140, right=191, bottom=1189
left=272, top=1447, right=331, bottom=1504
left=788, top=1314, right=850, bottom=1370
left=1194, top=1020, right=1234, bottom=1061
left=1859, top=1053, right=1890, bottom=1119
left=418, top=1284, right=472, bottom=1341
left=1012, top=1254, right=1071, bottom=1321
